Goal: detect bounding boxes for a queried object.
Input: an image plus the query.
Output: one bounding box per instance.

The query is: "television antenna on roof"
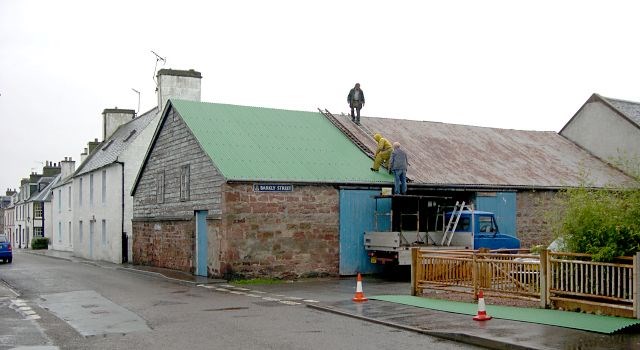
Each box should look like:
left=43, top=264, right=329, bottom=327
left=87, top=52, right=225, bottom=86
left=151, top=50, right=166, bottom=90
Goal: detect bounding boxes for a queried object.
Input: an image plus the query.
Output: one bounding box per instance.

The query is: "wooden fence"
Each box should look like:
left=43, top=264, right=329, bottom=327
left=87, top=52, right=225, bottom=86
left=411, top=248, right=640, bottom=318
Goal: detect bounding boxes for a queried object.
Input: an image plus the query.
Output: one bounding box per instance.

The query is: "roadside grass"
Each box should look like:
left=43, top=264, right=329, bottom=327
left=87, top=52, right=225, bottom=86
left=231, top=278, right=285, bottom=285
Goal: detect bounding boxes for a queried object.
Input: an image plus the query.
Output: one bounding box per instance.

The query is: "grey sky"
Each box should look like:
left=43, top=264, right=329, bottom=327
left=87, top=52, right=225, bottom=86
left=1, top=0, right=639, bottom=192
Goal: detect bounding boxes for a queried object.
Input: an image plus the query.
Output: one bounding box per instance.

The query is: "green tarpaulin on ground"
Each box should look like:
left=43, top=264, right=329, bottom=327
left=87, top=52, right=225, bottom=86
left=370, top=295, right=640, bottom=334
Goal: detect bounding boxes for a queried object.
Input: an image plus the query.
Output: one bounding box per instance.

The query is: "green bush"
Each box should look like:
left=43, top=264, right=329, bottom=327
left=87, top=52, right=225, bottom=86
left=552, top=186, right=640, bottom=261
left=31, top=237, right=49, bottom=250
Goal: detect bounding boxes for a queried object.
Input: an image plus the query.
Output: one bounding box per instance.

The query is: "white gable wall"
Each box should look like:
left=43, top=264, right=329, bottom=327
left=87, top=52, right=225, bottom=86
left=562, top=101, right=640, bottom=176
left=73, top=165, right=123, bottom=263
left=117, top=114, right=161, bottom=262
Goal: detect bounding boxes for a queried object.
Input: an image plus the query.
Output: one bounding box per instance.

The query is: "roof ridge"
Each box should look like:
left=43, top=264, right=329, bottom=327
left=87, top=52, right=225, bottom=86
left=171, top=99, right=318, bottom=114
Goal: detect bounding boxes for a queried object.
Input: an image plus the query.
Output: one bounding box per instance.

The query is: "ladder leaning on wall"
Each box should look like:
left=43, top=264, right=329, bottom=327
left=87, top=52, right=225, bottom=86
left=440, top=201, right=473, bottom=246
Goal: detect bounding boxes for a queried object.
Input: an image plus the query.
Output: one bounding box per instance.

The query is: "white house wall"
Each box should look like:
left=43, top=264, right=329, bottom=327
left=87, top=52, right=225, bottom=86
left=118, top=114, right=160, bottom=262
left=73, top=164, right=123, bottom=263
left=51, top=182, right=74, bottom=252
left=562, top=101, right=640, bottom=174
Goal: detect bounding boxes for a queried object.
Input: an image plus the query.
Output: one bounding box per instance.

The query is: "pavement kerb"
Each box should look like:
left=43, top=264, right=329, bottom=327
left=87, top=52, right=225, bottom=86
left=20, top=249, right=226, bottom=286
left=307, top=303, right=537, bottom=350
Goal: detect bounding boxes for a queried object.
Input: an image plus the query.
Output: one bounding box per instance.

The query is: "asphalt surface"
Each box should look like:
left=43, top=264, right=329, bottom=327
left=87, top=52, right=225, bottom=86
left=11, top=249, right=640, bottom=350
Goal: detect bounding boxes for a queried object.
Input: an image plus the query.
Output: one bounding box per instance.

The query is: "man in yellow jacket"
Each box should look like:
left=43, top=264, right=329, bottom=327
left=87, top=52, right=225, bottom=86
left=371, top=133, right=393, bottom=171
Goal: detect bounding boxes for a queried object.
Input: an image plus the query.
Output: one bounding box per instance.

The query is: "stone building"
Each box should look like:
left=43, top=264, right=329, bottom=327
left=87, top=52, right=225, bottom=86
left=131, top=100, right=392, bottom=279
left=329, top=110, right=635, bottom=249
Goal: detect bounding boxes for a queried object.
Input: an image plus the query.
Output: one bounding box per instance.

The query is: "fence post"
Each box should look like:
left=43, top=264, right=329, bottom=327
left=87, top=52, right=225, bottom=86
left=634, top=252, right=640, bottom=319
left=472, top=251, right=478, bottom=299
left=539, top=249, right=548, bottom=308
left=411, top=247, right=418, bottom=296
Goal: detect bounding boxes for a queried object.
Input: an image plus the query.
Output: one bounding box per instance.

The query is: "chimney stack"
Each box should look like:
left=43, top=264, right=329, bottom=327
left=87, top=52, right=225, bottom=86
left=88, top=138, right=100, bottom=154
left=60, top=157, right=76, bottom=180
left=156, top=68, right=202, bottom=113
left=80, top=148, right=88, bottom=163
left=42, top=160, right=61, bottom=177
left=102, top=108, right=135, bottom=140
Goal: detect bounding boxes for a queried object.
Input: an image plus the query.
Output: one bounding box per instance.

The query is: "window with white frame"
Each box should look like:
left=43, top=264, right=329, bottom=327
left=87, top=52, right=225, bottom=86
left=180, top=165, right=190, bottom=201
left=101, top=220, right=106, bottom=247
left=101, top=170, right=106, bottom=204
left=34, top=202, right=43, bottom=218
left=34, top=227, right=43, bottom=237
left=79, top=221, right=83, bottom=243
left=156, top=171, right=165, bottom=204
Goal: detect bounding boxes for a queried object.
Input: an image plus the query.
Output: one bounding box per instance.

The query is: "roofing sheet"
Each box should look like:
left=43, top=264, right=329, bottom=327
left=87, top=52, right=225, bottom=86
left=332, top=113, right=636, bottom=188
left=29, top=174, right=61, bottom=201
left=170, top=100, right=393, bottom=184
left=75, top=107, right=158, bottom=176
left=601, top=96, right=640, bottom=127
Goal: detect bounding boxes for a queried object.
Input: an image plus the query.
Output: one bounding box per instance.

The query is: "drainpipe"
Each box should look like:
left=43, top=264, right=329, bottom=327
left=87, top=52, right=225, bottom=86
left=115, top=161, right=126, bottom=263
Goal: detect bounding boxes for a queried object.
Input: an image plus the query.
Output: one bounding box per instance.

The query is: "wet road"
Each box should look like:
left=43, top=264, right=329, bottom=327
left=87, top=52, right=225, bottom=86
left=0, top=251, right=483, bottom=350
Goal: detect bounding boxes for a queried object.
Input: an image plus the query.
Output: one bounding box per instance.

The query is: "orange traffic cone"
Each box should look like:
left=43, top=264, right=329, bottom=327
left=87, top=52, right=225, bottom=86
left=352, top=273, right=368, bottom=302
left=473, top=290, right=492, bottom=321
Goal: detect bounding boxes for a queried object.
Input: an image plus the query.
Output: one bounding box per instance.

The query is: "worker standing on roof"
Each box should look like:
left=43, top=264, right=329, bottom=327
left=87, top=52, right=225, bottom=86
left=390, top=142, right=408, bottom=194
left=371, top=133, right=392, bottom=172
left=347, top=83, right=365, bottom=125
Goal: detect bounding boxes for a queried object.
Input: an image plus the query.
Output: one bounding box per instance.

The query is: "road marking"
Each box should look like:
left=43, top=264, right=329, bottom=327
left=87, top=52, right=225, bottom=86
left=197, top=284, right=318, bottom=306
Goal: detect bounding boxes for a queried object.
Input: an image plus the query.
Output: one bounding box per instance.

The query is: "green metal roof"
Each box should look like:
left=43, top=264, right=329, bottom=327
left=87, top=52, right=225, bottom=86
left=171, top=99, right=393, bottom=184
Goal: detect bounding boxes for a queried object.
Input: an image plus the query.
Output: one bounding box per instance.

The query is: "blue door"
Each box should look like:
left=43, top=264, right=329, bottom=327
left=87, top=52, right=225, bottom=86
left=339, top=189, right=385, bottom=275
left=475, top=192, right=517, bottom=237
left=195, top=210, right=208, bottom=277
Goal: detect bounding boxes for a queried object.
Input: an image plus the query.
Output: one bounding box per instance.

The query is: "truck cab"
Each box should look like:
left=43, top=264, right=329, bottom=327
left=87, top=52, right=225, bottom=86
left=442, top=210, right=521, bottom=251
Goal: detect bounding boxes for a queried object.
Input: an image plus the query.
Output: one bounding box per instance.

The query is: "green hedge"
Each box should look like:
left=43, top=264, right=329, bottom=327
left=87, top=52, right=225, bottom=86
left=31, top=237, right=49, bottom=250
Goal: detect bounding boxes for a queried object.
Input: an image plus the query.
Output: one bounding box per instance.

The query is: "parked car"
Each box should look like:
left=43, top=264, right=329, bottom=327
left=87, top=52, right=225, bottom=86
left=0, top=234, right=12, bottom=263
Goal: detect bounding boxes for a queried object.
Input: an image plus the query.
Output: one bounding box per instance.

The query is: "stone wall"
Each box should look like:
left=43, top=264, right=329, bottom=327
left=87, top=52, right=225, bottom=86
left=516, top=190, right=562, bottom=248
left=218, top=183, right=339, bottom=279
left=132, top=219, right=194, bottom=272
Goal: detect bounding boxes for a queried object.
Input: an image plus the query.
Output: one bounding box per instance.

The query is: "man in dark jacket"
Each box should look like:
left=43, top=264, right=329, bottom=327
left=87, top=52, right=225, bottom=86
left=390, top=142, right=408, bottom=194
left=347, top=83, right=365, bottom=124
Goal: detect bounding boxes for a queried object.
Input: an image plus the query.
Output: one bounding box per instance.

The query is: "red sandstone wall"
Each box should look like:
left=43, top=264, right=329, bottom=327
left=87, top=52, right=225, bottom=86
left=219, top=183, right=339, bottom=279
left=132, top=220, right=195, bottom=273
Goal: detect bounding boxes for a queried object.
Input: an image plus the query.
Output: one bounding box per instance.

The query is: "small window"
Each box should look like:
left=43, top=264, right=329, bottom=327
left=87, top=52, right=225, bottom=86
left=58, top=222, right=62, bottom=243
left=34, top=227, right=43, bottom=237
left=156, top=171, right=165, bottom=204
left=90, top=174, right=94, bottom=206
left=180, top=165, right=190, bottom=201
left=68, top=222, right=72, bottom=245
left=101, top=170, right=107, bottom=204
left=58, top=189, right=62, bottom=213
left=34, top=202, right=43, bottom=218
left=101, top=139, right=114, bottom=151
left=79, top=221, right=83, bottom=243
left=68, top=186, right=71, bottom=210
left=101, top=220, right=106, bottom=247
left=79, top=178, right=83, bottom=206
left=123, top=129, right=137, bottom=142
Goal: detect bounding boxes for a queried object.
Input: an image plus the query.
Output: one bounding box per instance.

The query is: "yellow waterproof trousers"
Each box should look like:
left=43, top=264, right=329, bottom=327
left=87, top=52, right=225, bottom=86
left=372, top=149, right=392, bottom=170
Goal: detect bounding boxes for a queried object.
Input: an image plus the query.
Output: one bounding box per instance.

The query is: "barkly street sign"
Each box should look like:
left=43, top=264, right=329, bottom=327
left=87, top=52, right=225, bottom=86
left=253, top=184, right=294, bottom=192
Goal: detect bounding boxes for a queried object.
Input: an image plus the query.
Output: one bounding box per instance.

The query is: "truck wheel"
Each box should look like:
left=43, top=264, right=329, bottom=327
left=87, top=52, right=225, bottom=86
left=7, top=258, right=11, bottom=264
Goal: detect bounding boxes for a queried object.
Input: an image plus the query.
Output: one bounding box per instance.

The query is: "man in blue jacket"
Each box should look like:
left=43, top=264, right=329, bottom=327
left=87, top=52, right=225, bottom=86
left=347, top=83, right=365, bottom=124
left=390, top=142, right=408, bottom=195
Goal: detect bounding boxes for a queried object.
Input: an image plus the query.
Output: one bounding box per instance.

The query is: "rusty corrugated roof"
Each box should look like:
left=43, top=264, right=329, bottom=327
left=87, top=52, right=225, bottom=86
left=331, top=112, right=636, bottom=188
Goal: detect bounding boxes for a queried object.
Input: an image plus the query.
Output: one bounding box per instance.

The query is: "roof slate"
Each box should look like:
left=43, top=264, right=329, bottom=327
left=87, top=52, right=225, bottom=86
left=171, top=100, right=393, bottom=184
left=600, top=96, right=640, bottom=127
left=331, top=113, right=635, bottom=188
left=29, top=174, right=61, bottom=202
left=75, top=107, right=158, bottom=176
